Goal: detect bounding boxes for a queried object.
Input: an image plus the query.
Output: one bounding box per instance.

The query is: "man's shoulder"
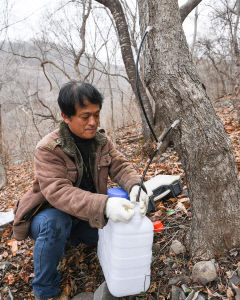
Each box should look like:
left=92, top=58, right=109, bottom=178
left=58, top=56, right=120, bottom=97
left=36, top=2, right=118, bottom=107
left=36, top=129, right=60, bottom=150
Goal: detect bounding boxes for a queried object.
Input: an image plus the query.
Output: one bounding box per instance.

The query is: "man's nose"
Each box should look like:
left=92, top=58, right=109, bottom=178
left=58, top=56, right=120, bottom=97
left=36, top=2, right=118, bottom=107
left=88, top=115, right=97, bottom=126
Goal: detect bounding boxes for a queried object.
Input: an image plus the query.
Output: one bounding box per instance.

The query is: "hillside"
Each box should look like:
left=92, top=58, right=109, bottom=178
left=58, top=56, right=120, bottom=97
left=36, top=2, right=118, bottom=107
left=0, top=98, right=239, bottom=300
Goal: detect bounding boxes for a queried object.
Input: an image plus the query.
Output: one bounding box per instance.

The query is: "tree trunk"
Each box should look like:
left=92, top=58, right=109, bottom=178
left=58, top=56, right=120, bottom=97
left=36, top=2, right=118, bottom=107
left=138, top=0, right=240, bottom=260
left=95, top=0, right=154, bottom=144
left=0, top=103, right=6, bottom=189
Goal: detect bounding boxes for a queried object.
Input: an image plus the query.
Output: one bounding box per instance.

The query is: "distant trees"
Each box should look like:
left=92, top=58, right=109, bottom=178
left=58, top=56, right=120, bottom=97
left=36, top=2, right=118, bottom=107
left=0, top=0, right=239, bottom=165
left=0, top=0, right=141, bottom=165
left=195, top=0, right=240, bottom=99
left=0, top=0, right=9, bottom=189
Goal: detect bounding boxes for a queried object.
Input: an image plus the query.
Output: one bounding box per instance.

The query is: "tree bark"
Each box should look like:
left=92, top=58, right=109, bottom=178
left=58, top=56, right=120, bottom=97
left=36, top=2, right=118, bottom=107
left=138, top=0, right=240, bottom=260
left=95, top=0, right=154, bottom=144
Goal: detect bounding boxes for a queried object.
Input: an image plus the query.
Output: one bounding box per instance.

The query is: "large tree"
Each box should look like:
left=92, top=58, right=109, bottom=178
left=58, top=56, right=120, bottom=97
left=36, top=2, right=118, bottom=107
left=137, top=0, right=240, bottom=260
left=95, top=0, right=202, bottom=153
left=95, top=0, right=154, bottom=149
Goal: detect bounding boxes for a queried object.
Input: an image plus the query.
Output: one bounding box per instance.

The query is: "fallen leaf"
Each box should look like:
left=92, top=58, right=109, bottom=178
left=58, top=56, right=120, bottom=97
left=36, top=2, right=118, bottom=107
left=2, top=228, right=12, bottom=237
left=85, top=281, right=94, bottom=292
left=155, top=202, right=166, bottom=210
left=206, top=287, right=214, bottom=296
left=175, top=202, right=188, bottom=215
left=148, top=281, right=157, bottom=293
left=4, top=274, right=15, bottom=285
left=58, top=294, right=70, bottom=300
left=149, top=210, right=162, bottom=222
left=63, top=284, right=71, bottom=296
left=1, top=250, right=8, bottom=259
left=226, top=287, right=234, bottom=299
left=76, top=252, right=86, bottom=264
left=19, top=269, right=30, bottom=283
left=178, top=197, right=189, bottom=203
left=226, top=270, right=234, bottom=278
left=6, top=239, right=18, bottom=256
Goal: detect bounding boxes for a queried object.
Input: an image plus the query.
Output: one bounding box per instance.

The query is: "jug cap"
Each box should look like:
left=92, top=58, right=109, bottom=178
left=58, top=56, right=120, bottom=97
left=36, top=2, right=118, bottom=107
left=153, top=220, right=164, bottom=232
left=107, top=187, right=130, bottom=200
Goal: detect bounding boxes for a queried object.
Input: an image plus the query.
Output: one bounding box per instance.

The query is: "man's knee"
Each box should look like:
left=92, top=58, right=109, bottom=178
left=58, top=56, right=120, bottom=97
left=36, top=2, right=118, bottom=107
left=31, top=208, right=72, bottom=242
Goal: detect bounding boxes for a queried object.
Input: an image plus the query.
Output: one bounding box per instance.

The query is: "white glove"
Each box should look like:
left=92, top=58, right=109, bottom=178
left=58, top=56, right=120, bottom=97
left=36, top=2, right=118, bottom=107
left=130, top=185, right=149, bottom=216
left=105, top=197, right=135, bottom=223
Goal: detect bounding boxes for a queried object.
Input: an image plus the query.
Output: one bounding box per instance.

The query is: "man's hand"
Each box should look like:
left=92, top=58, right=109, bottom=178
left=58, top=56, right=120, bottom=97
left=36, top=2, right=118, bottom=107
left=105, top=197, right=135, bottom=222
left=130, top=185, right=149, bottom=216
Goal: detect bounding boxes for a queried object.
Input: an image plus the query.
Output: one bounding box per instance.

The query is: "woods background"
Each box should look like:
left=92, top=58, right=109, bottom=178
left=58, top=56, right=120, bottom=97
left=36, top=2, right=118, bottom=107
left=0, top=0, right=239, bottom=164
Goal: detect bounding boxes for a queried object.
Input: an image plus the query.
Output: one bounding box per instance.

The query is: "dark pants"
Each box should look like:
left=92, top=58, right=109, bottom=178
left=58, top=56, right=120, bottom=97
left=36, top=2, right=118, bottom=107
left=30, top=208, right=98, bottom=298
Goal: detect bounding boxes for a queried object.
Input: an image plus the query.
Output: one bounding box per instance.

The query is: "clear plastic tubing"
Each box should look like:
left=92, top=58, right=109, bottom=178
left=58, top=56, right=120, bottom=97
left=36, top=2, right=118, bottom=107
left=97, top=188, right=154, bottom=297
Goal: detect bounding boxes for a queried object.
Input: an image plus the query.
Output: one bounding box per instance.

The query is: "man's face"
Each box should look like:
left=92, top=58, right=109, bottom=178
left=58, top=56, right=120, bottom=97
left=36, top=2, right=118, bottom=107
left=62, top=100, right=100, bottom=139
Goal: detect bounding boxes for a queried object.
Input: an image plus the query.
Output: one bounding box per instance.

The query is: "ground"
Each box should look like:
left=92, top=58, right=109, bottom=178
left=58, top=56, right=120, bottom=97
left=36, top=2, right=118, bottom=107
left=0, top=98, right=239, bottom=300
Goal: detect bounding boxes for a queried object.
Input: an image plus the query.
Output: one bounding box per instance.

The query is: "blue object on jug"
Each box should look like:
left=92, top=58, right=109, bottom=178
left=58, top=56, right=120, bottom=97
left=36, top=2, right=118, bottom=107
left=107, top=187, right=130, bottom=200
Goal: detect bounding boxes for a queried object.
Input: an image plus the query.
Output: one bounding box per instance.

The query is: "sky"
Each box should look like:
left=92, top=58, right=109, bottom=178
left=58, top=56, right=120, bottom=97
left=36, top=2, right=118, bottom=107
left=3, top=0, right=213, bottom=46
left=5, top=0, right=60, bottom=40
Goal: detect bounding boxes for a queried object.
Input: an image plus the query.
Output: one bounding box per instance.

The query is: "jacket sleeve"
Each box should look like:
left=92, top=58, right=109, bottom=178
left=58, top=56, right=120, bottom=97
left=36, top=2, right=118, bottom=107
left=34, top=146, right=108, bottom=228
left=107, top=139, right=141, bottom=194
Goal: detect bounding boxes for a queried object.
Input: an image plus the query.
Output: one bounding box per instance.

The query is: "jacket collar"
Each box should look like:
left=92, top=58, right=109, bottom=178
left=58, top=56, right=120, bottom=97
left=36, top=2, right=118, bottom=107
left=58, top=121, right=107, bottom=156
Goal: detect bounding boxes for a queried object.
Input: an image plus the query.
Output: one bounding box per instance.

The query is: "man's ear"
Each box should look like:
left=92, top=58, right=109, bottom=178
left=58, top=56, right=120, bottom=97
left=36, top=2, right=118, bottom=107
left=61, top=112, right=71, bottom=124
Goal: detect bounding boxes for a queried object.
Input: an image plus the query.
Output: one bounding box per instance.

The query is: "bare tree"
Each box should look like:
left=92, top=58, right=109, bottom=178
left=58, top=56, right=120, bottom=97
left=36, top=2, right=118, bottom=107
left=91, top=13, right=116, bottom=141
left=138, top=0, right=240, bottom=260
left=0, top=0, right=10, bottom=189
left=197, top=0, right=240, bottom=98
left=198, top=38, right=228, bottom=98
left=191, top=6, right=199, bottom=55
left=0, top=102, right=7, bottom=189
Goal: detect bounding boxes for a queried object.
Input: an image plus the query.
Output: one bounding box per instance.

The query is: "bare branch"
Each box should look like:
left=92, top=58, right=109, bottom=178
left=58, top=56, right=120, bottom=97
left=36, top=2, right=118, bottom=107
left=74, top=0, right=92, bottom=80
left=41, top=63, right=53, bottom=91
left=229, top=0, right=240, bottom=15
left=1, top=48, right=73, bottom=86
left=35, top=93, right=59, bottom=124
left=180, top=0, right=202, bottom=23
left=41, top=61, right=72, bottom=81
left=233, top=0, right=240, bottom=60
left=191, top=6, right=199, bottom=54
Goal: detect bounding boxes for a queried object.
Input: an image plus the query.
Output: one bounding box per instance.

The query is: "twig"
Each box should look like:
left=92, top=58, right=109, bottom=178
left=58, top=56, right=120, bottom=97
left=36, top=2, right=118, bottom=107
left=159, top=230, right=179, bottom=253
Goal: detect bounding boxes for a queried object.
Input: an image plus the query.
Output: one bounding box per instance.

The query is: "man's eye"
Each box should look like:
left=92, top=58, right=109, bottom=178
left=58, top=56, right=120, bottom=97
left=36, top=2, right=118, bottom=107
left=81, top=116, right=89, bottom=120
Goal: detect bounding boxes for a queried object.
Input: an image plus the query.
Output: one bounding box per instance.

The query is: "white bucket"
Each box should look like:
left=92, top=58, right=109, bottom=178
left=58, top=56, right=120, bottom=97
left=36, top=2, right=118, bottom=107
left=97, top=203, right=154, bottom=297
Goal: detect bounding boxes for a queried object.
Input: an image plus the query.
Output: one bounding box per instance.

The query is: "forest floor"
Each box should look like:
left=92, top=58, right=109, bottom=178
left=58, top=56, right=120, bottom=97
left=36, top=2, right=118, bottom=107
left=0, top=97, right=239, bottom=300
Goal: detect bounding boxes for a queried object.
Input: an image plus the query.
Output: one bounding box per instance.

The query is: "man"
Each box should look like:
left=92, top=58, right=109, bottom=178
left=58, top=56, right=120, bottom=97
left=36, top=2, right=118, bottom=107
left=13, top=81, right=149, bottom=300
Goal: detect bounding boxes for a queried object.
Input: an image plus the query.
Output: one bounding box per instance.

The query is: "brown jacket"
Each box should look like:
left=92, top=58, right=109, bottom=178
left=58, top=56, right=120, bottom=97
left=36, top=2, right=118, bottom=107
left=13, top=122, right=141, bottom=240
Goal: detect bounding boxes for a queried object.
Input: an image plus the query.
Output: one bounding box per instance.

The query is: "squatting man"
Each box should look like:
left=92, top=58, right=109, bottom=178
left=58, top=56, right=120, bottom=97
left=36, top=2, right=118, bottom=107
left=13, top=81, right=149, bottom=300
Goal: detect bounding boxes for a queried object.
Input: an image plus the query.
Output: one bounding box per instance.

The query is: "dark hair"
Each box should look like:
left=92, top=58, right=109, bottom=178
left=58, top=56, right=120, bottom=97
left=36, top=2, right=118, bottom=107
left=57, top=81, right=104, bottom=117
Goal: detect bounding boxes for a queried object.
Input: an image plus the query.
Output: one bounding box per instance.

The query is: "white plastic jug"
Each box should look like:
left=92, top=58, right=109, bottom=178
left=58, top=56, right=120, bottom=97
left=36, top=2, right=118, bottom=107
left=97, top=203, right=154, bottom=297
